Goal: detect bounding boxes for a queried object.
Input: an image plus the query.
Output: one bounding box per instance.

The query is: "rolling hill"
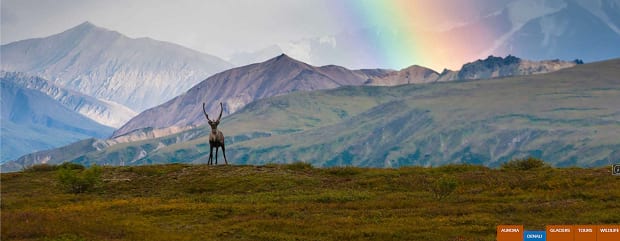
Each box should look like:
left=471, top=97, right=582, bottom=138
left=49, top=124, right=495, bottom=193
left=3, top=59, right=618, bottom=171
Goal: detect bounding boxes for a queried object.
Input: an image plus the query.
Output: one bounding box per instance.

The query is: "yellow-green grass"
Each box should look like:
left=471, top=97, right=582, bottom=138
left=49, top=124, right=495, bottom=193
left=2, top=164, right=619, bottom=241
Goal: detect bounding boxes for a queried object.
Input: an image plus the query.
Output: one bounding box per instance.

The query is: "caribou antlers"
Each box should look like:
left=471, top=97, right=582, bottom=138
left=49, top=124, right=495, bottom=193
left=203, top=102, right=228, bottom=165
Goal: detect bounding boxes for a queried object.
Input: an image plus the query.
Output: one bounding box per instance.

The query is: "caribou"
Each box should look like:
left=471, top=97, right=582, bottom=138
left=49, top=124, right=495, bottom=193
left=202, top=102, right=228, bottom=165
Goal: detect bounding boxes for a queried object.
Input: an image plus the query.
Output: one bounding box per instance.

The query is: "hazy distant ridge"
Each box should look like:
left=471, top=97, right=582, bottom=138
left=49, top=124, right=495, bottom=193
left=1, top=74, right=115, bottom=163
left=0, top=21, right=233, bottom=112
left=1, top=72, right=136, bottom=128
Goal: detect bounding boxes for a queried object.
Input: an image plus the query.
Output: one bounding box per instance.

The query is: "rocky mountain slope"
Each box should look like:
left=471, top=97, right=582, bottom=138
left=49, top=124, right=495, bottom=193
left=4, top=59, right=618, bottom=171
left=113, top=54, right=574, bottom=140
left=0, top=21, right=233, bottom=111
left=111, top=54, right=391, bottom=139
left=1, top=77, right=114, bottom=164
left=455, top=55, right=577, bottom=80
left=492, top=0, right=620, bottom=63
left=364, top=65, right=439, bottom=86
left=1, top=72, right=136, bottom=128
left=367, top=55, right=578, bottom=85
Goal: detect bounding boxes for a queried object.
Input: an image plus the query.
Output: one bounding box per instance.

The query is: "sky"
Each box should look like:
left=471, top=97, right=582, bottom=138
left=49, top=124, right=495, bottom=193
left=2, top=0, right=374, bottom=55
left=2, top=0, right=597, bottom=71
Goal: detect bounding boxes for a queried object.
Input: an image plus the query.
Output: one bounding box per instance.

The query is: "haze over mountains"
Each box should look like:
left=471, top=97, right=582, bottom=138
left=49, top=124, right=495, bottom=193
left=229, top=0, right=620, bottom=70
left=1, top=73, right=115, bottom=163
left=1, top=22, right=233, bottom=112
left=1, top=10, right=618, bottom=171
left=3, top=59, right=618, bottom=172
left=1, top=72, right=136, bottom=128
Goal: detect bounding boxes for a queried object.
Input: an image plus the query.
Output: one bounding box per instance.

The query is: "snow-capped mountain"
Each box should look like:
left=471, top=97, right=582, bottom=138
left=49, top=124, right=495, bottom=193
left=1, top=72, right=136, bottom=128
left=0, top=21, right=233, bottom=112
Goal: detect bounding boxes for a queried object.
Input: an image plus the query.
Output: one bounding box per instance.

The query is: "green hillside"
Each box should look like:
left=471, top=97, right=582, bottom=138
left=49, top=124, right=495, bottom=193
left=159, top=59, right=620, bottom=167
left=2, top=164, right=619, bottom=241
left=4, top=59, right=620, bottom=171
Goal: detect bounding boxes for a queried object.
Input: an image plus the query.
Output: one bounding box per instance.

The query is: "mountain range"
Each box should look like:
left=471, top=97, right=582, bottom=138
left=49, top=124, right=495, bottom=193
left=112, top=54, right=576, bottom=140
left=4, top=58, right=616, bottom=172
left=0, top=21, right=233, bottom=112
left=0, top=22, right=234, bottom=163
left=1, top=17, right=614, bottom=171
left=111, top=54, right=393, bottom=139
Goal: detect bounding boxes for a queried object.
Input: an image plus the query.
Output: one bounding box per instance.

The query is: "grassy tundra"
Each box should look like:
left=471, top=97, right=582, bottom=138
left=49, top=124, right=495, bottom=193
left=2, top=162, right=619, bottom=241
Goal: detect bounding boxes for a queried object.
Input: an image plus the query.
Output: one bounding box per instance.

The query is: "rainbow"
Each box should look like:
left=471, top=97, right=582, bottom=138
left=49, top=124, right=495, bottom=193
left=348, top=0, right=502, bottom=71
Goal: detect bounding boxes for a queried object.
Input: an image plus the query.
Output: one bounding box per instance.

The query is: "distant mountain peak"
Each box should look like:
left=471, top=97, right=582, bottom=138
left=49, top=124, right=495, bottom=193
left=78, top=21, right=96, bottom=28
left=1, top=22, right=233, bottom=112
left=67, top=21, right=107, bottom=33
left=456, top=55, right=576, bottom=80
left=477, top=55, right=522, bottom=67
left=56, top=20, right=121, bottom=42
left=271, top=53, right=302, bottom=64
left=261, top=53, right=312, bottom=70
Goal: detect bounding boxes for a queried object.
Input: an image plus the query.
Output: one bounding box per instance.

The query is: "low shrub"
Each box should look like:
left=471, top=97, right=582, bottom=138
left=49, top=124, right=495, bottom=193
left=501, top=157, right=549, bottom=171
left=429, top=175, right=459, bottom=201
left=58, top=162, right=86, bottom=170
left=23, top=162, right=85, bottom=172
left=325, top=166, right=363, bottom=176
left=283, top=161, right=313, bottom=171
left=434, top=164, right=490, bottom=173
left=57, top=165, right=102, bottom=194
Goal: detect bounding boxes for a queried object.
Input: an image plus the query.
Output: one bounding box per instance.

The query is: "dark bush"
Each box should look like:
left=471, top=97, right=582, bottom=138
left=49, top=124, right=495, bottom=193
left=283, top=162, right=313, bottom=171
left=57, top=165, right=102, bottom=194
left=501, top=157, right=549, bottom=171
left=429, top=175, right=459, bottom=200
left=58, top=162, right=86, bottom=170
left=434, top=164, right=489, bottom=173
left=325, top=166, right=363, bottom=176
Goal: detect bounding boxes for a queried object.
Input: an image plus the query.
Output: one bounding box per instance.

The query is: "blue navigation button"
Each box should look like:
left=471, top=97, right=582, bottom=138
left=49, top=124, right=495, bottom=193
left=524, top=230, right=546, bottom=241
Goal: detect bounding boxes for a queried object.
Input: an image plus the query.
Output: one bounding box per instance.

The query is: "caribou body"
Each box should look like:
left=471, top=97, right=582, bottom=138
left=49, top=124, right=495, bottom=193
left=203, top=102, right=228, bottom=165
